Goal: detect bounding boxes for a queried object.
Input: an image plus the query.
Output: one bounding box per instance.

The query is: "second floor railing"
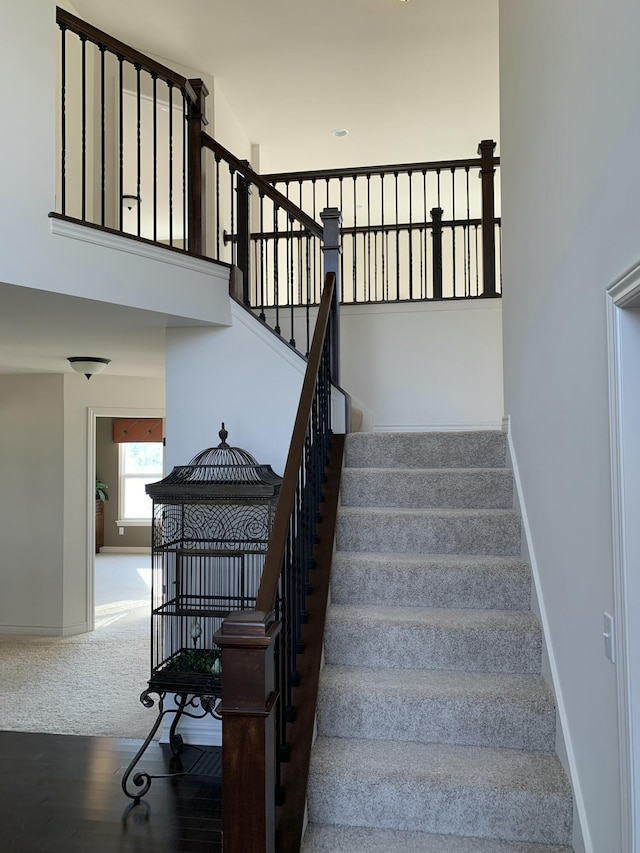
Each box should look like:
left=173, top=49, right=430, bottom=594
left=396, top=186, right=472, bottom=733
left=54, top=7, right=501, bottom=362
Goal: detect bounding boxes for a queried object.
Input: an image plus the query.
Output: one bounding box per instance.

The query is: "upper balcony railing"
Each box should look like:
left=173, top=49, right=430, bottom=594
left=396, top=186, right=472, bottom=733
left=54, top=6, right=500, bottom=363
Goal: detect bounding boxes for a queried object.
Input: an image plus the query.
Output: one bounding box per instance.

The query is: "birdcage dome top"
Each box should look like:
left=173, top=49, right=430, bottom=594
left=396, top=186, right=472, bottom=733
left=146, top=423, right=282, bottom=500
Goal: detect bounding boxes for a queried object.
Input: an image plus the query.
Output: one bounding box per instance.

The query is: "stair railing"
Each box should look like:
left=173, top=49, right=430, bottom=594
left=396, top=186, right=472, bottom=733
left=215, top=260, right=343, bottom=853
left=260, top=141, right=501, bottom=303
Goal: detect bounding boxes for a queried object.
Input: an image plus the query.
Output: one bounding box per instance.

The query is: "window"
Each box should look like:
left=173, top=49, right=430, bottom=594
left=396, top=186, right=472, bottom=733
left=118, top=442, right=163, bottom=524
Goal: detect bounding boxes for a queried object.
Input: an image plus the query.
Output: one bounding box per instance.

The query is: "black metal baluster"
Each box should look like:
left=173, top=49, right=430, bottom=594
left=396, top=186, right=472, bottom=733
left=408, top=171, right=413, bottom=300
left=229, top=165, right=235, bottom=264
left=168, top=83, right=174, bottom=246
left=394, top=172, right=400, bottom=301
left=381, top=174, right=386, bottom=300
left=274, top=204, right=280, bottom=335
left=465, top=166, right=471, bottom=297
left=289, top=215, right=295, bottom=347
left=99, top=45, right=106, bottom=226
left=259, top=192, right=266, bottom=320
left=451, top=167, right=456, bottom=297
left=339, top=177, right=344, bottom=302
left=352, top=176, right=357, bottom=302
left=80, top=34, right=87, bottom=221
left=152, top=75, right=158, bottom=242
left=215, top=154, right=221, bottom=257
left=422, top=170, right=428, bottom=299
left=60, top=22, right=67, bottom=216
left=474, top=223, right=480, bottom=296
left=182, top=91, right=187, bottom=249
left=305, top=233, right=311, bottom=356
left=312, top=180, right=318, bottom=303
left=366, top=173, right=371, bottom=302
left=135, top=64, right=141, bottom=237
left=118, top=54, right=124, bottom=231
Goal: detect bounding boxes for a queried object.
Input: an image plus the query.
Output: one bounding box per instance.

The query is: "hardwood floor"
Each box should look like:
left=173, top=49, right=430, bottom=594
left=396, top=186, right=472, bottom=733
left=0, top=731, right=222, bottom=852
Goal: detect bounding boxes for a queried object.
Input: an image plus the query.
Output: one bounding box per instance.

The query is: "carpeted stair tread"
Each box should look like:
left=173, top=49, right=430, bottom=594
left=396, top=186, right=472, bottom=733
left=337, top=507, right=521, bottom=555
left=340, top=467, right=514, bottom=509
left=302, top=823, right=573, bottom=852
left=331, top=552, right=531, bottom=609
left=307, top=737, right=572, bottom=844
left=345, top=430, right=507, bottom=470
left=316, top=665, right=556, bottom=750
left=324, top=605, right=541, bottom=673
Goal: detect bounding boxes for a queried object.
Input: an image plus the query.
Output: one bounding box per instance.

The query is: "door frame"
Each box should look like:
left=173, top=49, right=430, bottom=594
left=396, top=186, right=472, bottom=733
left=607, top=259, right=640, bottom=852
left=87, top=406, right=165, bottom=631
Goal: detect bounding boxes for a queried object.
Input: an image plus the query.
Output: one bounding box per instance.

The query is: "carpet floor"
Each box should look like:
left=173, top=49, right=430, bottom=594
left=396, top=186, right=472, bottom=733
left=0, top=554, right=154, bottom=739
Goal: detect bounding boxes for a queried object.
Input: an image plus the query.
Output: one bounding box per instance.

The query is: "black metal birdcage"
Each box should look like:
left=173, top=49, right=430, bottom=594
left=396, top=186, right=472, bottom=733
left=121, top=423, right=281, bottom=804
left=146, top=423, right=281, bottom=692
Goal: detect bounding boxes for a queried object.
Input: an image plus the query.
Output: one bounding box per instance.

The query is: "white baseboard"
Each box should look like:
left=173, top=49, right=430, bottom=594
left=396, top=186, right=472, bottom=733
left=372, top=421, right=504, bottom=432
left=506, top=423, right=591, bottom=853
left=0, top=625, right=64, bottom=636
left=98, top=547, right=151, bottom=554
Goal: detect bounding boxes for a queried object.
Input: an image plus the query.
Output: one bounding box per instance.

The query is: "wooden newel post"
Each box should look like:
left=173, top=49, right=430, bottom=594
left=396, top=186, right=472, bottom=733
left=236, top=164, right=251, bottom=305
left=430, top=207, right=443, bottom=300
left=478, top=139, right=497, bottom=297
left=214, top=610, right=281, bottom=853
left=320, top=207, right=342, bottom=386
left=187, top=78, right=209, bottom=256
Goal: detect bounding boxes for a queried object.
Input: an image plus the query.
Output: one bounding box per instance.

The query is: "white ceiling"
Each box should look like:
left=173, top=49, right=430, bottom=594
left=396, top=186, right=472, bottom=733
left=3, top=0, right=498, bottom=378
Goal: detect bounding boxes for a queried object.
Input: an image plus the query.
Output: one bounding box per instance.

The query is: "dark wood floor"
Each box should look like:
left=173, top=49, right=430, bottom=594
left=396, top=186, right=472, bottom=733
left=0, top=731, right=222, bottom=852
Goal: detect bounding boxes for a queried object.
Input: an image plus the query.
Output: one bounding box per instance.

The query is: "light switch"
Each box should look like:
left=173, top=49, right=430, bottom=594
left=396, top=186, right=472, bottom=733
left=603, top=612, right=615, bottom=663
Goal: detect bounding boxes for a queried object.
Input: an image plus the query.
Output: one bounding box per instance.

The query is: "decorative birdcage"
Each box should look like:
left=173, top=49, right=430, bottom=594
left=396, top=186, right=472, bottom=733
left=145, top=423, right=282, bottom=694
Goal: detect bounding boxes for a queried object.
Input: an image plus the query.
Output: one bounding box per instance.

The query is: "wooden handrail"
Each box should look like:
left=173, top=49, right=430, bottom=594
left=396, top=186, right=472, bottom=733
left=201, top=132, right=323, bottom=239
left=255, top=272, right=335, bottom=614
left=262, top=154, right=500, bottom=184
left=56, top=7, right=197, bottom=104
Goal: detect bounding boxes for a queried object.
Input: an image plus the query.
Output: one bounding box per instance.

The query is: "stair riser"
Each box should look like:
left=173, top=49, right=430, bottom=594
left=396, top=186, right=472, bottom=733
left=302, top=824, right=573, bottom=853
left=307, top=777, right=571, bottom=845
left=316, top=690, right=555, bottom=751
left=337, top=510, right=521, bottom=556
left=340, top=469, right=514, bottom=509
left=324, top=618, right=541, bottom=673
left=345, top=431, right=507, bottom=470
left=331, top=563, right=531, bottom=610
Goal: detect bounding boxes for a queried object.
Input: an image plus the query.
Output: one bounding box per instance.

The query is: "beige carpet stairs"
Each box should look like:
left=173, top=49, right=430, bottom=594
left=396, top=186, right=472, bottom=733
left=302, top=431, right=574, bottom=852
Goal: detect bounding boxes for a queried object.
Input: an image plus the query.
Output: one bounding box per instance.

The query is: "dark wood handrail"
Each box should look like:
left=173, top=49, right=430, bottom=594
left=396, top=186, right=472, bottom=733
left=255, top=272, right=335, bottom=613
left=201, top=132, right=323, bottom=239
left=56, top=7, right=197, bottom=104
left=262, top=154, right=500, bottom=184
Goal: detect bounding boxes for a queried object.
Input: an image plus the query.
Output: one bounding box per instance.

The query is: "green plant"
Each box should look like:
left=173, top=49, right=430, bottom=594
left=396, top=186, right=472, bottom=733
left=95, top=479, right=109, bottom=501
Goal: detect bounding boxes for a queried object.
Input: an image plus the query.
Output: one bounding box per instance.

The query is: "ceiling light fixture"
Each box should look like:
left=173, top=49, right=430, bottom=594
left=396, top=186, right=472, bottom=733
left=67, top=357, right=111, bottom=380
left=332, top=128, right=349, bottom=138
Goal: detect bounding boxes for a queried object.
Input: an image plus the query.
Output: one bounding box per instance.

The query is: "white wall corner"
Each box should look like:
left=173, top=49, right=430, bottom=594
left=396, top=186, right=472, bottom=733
left=505, top=421, right=591, bottom=853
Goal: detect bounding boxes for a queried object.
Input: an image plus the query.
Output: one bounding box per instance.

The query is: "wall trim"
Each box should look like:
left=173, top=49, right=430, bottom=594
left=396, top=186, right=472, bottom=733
left=372, top=421, right=504, bottom=432
left=606, top=258, right=640, bottom=853
left=506, top=421, right=593, bottom=853
left=98, top=547, right=151, bottom=555
left=50, top=216, right=231, bottom=280
left=0, top=625, right=65, bottom=636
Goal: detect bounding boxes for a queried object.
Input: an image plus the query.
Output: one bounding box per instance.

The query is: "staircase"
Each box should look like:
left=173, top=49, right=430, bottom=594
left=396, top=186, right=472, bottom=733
left=302, top=431, right=574, bottom=852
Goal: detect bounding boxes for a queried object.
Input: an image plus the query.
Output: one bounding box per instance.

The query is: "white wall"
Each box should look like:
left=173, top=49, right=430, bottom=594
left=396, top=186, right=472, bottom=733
left=499, top=1, right=640, bottom=849
left=165, top=302, right=305, bottom=476
left=341, top=299, right=503, bottom=431
left=0, top=373, right=163, bottom=635
left=1, top=0, right=230, bottom=327
left=0, top=376, right=65, bottom=633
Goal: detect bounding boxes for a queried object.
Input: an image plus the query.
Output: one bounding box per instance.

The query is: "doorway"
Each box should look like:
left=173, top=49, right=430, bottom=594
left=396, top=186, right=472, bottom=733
left=607, top=261, right=640, bottom=852
left=87, top=407, right=164, bottom=632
